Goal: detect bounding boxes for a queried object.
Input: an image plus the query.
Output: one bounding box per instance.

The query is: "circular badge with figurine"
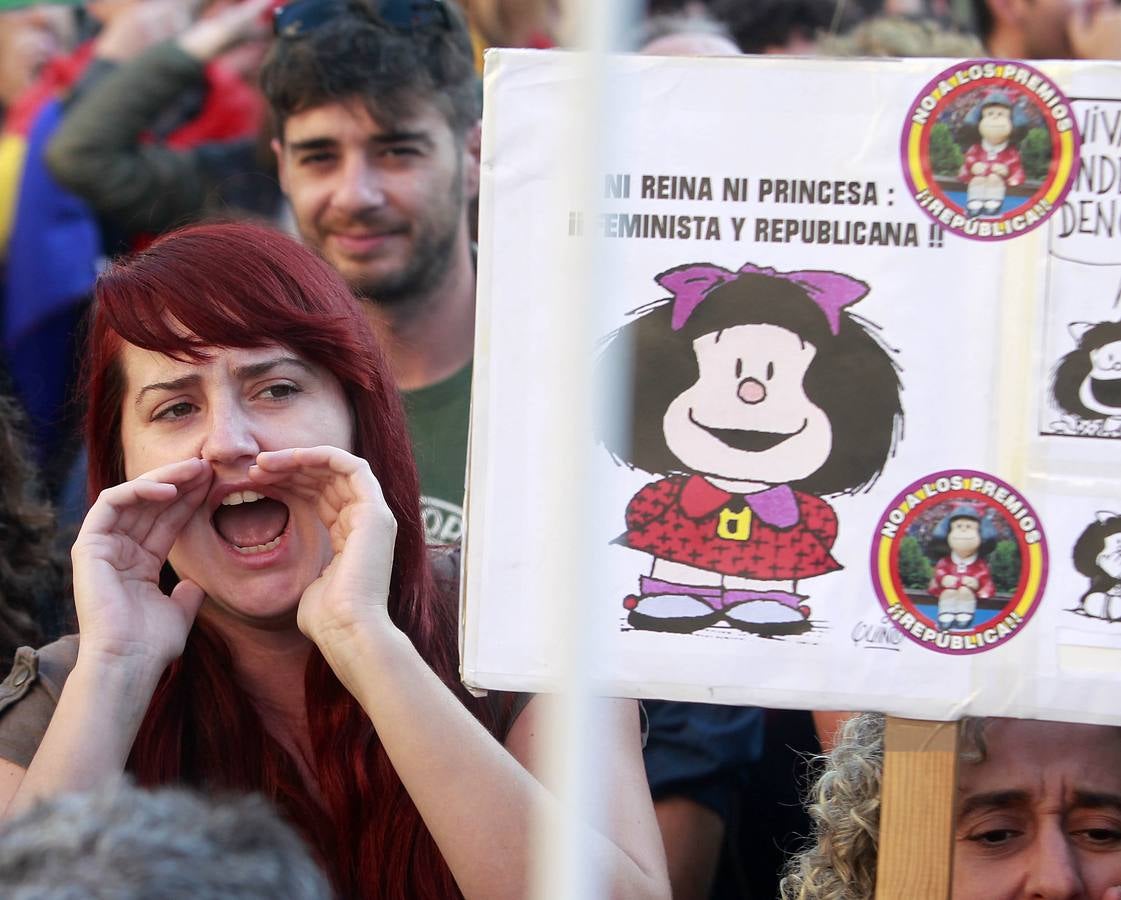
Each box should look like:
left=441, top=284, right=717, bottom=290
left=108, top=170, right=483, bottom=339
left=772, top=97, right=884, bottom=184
left=869, top=470, right=1048, bottom=655
left=900, top=59, right=1080, bottom=242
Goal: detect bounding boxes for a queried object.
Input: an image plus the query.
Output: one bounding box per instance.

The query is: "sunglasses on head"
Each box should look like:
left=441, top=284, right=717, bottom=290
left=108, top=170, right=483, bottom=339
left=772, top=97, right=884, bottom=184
left=273, top=0, right=450, bottom=38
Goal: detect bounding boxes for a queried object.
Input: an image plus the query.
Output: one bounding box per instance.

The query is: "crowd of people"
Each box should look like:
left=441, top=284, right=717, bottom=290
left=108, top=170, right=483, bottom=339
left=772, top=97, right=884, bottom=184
left=0, top=0, right=1119, bottom=897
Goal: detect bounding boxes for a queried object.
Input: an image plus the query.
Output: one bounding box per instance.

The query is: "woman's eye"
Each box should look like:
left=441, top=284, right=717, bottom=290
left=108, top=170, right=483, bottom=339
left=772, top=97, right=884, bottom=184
left=154, top=401, right=195, bottom=421
left=1073, top=827, right=1121, bottom=847
left=766, top=361, right=775, bottom=380
left=259, top=383, right=301, bottom=401
left=734, top=359, right=743, bottom=378
left=970, top=828, right=1020, bottom=846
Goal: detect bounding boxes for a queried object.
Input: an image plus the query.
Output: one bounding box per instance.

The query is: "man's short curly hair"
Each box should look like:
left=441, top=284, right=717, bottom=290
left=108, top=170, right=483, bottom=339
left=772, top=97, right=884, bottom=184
left=259, top=0, right=480, bottom=139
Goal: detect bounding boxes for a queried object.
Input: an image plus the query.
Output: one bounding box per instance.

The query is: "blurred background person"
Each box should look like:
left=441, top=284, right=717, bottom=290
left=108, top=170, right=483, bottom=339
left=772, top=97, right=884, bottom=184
left=636, top=9, right=741, bottom=55
left=45, top=0, right=279, bottom=242
left=458, top=0, right=561, bottom=70
left=0, top=779, right=334, bottom=899
left=970, top=0, right=1121, bottom=59
left=708, top=0, right=863, bottom=53
left=0, top=5, right=76, bottom=130
left=0, top=390, right=69, bottom=673
left=817, top=11, right=984, bottom=55
left=0, top=0, right=265, bottom=510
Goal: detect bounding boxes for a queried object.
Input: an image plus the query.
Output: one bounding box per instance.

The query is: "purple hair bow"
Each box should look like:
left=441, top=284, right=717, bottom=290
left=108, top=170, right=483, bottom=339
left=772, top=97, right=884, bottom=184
left=657, top=263, right=870, bottom=334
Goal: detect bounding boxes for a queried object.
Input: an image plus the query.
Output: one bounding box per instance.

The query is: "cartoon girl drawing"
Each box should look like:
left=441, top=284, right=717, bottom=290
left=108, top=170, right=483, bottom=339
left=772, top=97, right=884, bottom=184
left=1052, top=320, right=1121, bottom=436
left=926, top=504, right=997, bottom=632
left=1072, top=512, right=1121, bottom=622
left=599, top=262, right=903, bottom=637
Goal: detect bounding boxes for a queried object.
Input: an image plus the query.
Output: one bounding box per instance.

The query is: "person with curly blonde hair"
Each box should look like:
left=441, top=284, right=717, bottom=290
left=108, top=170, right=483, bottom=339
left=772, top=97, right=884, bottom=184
left=780, top=713, right=883, bottom=900
left=782, top=712, right=1121, bottom=899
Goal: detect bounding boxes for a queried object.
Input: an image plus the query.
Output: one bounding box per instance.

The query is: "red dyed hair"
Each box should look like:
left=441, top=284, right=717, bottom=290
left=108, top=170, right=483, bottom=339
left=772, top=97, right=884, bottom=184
left=84, top=222, right=502, bottom=898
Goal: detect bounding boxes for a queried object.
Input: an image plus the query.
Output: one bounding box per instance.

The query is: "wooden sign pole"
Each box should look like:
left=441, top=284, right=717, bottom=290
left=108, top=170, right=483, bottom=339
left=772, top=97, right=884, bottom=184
left=874, top=717, right=960, bottom=900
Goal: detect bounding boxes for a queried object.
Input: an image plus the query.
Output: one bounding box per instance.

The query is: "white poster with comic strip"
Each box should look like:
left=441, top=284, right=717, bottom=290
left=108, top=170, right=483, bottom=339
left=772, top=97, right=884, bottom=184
left=463, top=49, right=1121, bottom=725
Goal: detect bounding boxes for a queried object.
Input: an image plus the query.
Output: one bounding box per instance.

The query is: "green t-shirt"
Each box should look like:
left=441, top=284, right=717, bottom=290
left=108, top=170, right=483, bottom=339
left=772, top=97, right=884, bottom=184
left=402, top=362, right=471, bottom=543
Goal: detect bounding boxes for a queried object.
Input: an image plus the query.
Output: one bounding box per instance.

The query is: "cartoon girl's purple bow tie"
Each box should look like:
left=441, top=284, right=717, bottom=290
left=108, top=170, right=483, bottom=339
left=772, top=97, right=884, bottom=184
left=657, top=262, right=870, bottom=333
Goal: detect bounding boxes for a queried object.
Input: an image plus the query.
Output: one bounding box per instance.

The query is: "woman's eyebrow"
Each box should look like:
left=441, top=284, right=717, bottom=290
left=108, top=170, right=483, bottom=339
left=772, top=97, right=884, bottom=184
left=1072, top=790, right=1121, bottom=812
left=957, top=789, right=1029, bottom=819
left=134, top=374, right=200, bottom=408
left=233, top=356, right=314, bottom=380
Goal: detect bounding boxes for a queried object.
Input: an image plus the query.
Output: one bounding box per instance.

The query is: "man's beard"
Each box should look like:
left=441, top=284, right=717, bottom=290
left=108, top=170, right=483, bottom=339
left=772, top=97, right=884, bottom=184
left=352, top=164, right=465, bottom=308
left=352, top=217, right=459, bottom=307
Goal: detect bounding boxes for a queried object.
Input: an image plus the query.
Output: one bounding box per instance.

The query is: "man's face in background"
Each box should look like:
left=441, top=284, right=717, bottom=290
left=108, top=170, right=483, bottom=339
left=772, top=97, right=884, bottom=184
left=275, top=97, right=479, bottom=306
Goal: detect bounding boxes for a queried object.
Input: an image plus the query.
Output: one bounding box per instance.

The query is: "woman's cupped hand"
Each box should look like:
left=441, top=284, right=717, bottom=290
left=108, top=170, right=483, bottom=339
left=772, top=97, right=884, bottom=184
left=71, top=457, right=213, bottom=671
left=248, top=446, right=398, bottom=658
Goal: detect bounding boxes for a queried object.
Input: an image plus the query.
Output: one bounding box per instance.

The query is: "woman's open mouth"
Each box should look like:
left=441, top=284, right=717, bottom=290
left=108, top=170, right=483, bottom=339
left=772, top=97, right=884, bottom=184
left=211, top=491, right=290, bottom=555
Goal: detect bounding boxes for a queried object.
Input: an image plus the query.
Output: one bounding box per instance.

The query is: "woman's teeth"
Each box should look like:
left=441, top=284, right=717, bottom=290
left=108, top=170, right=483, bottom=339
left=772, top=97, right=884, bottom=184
left=221, top=490, right=267, bottom=506
left=232, top=534, right=282, bottom=555
left=216, top=491, right=285, bottom=552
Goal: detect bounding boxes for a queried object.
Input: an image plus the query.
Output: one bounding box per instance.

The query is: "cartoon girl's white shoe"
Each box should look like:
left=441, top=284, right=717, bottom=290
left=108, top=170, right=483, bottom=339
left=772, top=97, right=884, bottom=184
left=724, top=600, right=811, bottom=636
left=624, top=593, right=722, bottom=634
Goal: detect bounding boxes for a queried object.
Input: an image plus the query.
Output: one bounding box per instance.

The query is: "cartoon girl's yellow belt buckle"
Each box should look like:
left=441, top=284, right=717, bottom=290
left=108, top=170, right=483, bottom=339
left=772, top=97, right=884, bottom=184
left=717, top=505, right=753, bottom=541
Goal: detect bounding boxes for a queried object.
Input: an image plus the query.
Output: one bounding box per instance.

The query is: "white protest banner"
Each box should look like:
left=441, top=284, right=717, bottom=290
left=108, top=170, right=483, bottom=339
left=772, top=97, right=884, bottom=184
left=463, top=50, right=1121, bottom=725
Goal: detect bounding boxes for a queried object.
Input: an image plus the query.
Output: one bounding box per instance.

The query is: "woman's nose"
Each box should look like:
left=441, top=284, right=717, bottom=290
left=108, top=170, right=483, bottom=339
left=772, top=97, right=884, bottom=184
left=737, top=377, right=766, bottom=405
left=1025, top=827, right=1086, bottom=900
left=200, top=408, right=258, bottom=465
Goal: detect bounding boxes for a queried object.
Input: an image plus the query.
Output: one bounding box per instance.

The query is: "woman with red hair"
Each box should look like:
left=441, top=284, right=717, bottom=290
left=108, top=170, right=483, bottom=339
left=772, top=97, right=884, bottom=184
left=0, top=222, right=668, bottom=900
